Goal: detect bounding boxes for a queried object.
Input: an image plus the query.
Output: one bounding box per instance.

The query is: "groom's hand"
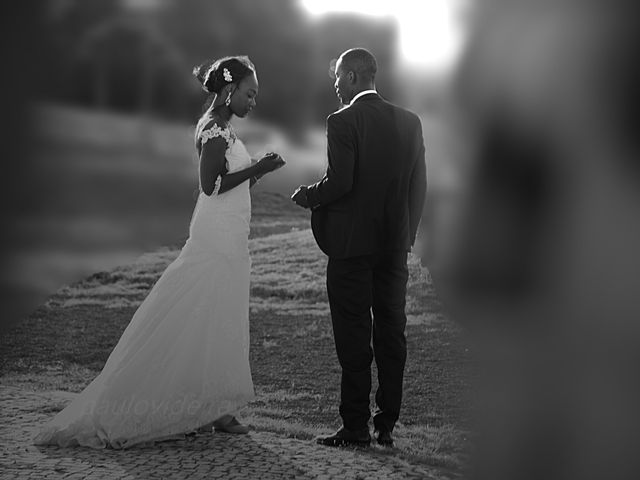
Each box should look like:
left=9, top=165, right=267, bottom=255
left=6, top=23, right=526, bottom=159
left=291, top=185, right=310, bottom=208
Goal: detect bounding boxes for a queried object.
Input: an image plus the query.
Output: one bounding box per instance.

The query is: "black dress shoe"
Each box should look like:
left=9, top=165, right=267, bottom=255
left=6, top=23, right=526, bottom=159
left=316, top=427, right=371, bottom=448
left=374, top=428, right=394, bottom=446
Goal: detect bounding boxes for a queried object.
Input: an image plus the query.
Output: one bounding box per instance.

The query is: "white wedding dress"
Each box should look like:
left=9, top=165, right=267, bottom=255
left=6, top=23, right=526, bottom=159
left=34, top=122, right=255, bottom=448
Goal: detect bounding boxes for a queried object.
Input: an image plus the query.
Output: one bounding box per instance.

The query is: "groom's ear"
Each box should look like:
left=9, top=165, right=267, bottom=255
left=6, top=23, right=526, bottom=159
left=347, top=70, right=356, bottom=84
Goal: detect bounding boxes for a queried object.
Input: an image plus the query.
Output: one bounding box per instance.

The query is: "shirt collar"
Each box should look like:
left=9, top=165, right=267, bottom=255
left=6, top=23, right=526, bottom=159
left=349, top=89, right=378, bottom=105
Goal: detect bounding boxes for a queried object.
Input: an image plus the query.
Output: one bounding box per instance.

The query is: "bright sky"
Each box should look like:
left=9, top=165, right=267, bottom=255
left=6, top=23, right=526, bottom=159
left=300, top=0, right=466, bottom=73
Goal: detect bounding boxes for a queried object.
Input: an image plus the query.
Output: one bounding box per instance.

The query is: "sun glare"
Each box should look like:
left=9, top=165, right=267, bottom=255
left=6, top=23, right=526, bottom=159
left=300, top=0, right=465, bottom=73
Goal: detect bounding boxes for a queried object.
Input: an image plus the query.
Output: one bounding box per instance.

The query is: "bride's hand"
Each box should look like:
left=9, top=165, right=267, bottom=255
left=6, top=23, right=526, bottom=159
left=256, top=152, right=286, bottom=175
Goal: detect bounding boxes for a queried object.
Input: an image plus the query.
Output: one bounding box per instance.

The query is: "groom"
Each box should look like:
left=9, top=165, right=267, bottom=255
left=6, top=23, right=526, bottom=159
left=292, top=48, right=427, bottom=447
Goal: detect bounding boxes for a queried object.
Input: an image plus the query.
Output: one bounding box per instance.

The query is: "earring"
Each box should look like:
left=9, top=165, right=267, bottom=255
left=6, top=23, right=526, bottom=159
left=225, top=90, right=232, bottom=106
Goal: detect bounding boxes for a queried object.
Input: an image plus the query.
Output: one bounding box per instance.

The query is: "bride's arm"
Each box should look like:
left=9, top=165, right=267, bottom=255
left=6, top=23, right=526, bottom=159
left=219, top=153, right=285, bottom=193
left=199, top=136, right=228, bottom=196
left=200, top=138, right=283, bottom=195
left=249, top=161, right=265, bottom=188
left=219, top=164, right=265, bottom=194
left=200, top=137, right=265, bottom=195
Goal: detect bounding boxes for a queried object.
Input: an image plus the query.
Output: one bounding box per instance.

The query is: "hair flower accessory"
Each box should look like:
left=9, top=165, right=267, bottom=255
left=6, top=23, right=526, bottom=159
left=223, top=68, right=233, bottom=83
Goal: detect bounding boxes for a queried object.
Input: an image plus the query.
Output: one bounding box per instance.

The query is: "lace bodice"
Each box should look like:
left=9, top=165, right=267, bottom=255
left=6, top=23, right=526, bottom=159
left=198, top=121, right=236, bottom=149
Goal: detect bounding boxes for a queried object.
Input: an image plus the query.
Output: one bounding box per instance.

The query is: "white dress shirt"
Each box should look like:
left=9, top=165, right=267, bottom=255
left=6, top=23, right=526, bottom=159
left=349, top=89, right=378, bottom=105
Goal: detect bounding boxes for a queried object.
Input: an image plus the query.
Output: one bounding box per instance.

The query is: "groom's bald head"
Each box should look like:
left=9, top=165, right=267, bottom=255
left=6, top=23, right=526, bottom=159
left=333, top=48, right=377, bottom=105
left=337, top=48, right=377, bottom=82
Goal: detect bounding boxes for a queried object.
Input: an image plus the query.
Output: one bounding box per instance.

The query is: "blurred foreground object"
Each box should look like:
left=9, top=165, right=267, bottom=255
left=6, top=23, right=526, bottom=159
left=423, top=1, right=640, bottom=479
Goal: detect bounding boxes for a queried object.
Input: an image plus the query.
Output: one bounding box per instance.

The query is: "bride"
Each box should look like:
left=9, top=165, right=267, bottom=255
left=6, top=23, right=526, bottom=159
left=34, top=56, right=285, bottom=448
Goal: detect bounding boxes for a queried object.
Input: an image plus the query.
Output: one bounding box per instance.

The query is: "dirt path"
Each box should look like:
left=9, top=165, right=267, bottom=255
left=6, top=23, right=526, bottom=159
left=0, top=386, right=460, bottom=480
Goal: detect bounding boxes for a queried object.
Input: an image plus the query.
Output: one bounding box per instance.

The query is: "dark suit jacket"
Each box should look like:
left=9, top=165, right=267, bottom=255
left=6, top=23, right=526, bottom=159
left=306, top=93, right=427, bottom=259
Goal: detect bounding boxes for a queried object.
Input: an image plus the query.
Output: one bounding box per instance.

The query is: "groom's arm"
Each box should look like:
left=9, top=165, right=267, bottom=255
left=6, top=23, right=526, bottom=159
left=305, top=114, right=355, bottom=209
left=408, top=120, right=427, bottom=246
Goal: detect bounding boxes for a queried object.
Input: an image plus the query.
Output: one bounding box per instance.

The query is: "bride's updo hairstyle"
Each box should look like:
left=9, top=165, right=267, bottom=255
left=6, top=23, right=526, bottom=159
left=193, top=56, right=256, bottom=94
left=193, top=56, right=256, bottom=140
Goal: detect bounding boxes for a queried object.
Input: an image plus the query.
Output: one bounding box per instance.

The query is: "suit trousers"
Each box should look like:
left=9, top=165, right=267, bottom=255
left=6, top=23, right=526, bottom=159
left=326, top=251, right=409, bottom=432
